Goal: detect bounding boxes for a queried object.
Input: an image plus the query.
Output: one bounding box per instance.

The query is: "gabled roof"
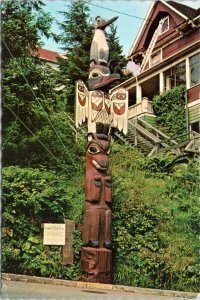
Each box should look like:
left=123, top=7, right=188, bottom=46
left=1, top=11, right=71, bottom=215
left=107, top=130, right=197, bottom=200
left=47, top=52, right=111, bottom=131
left=33, top=48, right=67, bottom=63
left=168, top=1, right=198, bottom=19
left=128, top=0, right=199, bottom=58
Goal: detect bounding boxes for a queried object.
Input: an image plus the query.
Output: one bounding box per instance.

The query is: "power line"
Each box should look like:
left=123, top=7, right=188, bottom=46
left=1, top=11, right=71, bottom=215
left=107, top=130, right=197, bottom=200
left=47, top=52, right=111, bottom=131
left=89, top=2, right=149, bottom=21
left=5, top=104, right=64, bottom=168
left=3, top=39, right=79, bottom=170
left=3, top=39, right=67, bottom=154
left=89, top=2, right=177, bottom=28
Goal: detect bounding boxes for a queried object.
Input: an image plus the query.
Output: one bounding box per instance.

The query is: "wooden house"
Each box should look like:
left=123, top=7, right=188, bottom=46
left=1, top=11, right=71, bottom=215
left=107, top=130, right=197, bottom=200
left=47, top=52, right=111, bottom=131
left=111, top=0, right=200, bottom=153
left=32, top=48, right=67, bottom=71
left=32, top=48, right=67, bottom=91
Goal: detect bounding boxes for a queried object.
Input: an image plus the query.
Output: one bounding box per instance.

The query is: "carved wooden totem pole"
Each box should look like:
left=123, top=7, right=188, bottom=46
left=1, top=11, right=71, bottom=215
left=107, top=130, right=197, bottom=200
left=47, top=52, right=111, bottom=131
left=75, top=16, right=128, bottom=283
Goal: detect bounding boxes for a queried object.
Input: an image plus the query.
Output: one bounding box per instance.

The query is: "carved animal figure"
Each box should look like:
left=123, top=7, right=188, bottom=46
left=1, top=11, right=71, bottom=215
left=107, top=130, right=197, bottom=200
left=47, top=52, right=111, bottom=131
left=83, top=132, right=112, bottom=249
left=81, top=130, right=112, bottom=282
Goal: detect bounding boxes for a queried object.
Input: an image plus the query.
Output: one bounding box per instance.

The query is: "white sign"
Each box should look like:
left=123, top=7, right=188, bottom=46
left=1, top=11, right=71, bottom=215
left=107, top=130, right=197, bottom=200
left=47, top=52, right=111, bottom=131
left=43, top=223, right=65, bottom=245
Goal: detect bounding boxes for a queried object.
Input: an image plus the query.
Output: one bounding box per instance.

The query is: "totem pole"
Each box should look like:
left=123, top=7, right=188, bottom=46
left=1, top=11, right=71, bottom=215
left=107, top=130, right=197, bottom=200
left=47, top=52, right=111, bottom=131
left=75, top=16, right=128, bottom=283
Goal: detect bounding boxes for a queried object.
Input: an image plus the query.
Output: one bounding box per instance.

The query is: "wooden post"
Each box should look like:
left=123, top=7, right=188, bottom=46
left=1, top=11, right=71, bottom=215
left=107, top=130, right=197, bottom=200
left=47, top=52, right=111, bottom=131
left=62, top=219, right=75, bottom=265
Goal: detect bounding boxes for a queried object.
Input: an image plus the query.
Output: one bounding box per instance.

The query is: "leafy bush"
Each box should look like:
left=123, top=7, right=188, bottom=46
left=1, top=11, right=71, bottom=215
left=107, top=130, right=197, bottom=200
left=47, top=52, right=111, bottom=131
left=2, top=144, right=199, bottom=291
left=2, top=166, right=84, bottom=279
left=152, top=85, right=187, bottom=139
left=110, top=143, right=199, bottom=292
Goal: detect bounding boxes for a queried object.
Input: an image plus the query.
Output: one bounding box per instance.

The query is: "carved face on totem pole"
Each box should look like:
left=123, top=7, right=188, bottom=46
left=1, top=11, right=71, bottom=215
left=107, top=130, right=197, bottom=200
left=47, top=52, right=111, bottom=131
left=83, top=132, right=112, bottom=249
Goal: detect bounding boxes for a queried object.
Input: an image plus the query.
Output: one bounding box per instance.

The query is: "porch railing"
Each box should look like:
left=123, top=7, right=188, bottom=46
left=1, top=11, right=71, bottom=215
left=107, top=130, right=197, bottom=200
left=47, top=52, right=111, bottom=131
left=128, top=97, right=154, bottom=119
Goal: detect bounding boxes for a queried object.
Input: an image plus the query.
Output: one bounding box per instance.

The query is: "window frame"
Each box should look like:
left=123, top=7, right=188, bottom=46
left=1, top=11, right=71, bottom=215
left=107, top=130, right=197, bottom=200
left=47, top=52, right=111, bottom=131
left=160, top=16, right=169, bottom=35
left=164, top=60, right=186, bottom=91
left=189, top=52, right=200, bottom=88
left=150, top=49, right=162, bottom=67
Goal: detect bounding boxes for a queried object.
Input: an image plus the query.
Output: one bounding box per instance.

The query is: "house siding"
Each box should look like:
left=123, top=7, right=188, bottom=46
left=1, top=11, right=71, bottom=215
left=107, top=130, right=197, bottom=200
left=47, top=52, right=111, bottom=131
left=136, top=2, right=185, bottom=53
left=188, top=104, right=200, bottom=123
left=162, top=29, right=200, bottom=59
left=188, top=84, right=200, bottom=103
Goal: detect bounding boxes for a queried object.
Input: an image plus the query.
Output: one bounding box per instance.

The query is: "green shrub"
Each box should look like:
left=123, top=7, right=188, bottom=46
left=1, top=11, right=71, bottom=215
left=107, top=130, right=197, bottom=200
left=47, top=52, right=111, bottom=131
left=152, top=85, right=187, bottom=140
left=2, top=166, right=83, bottom=279
left=110, top=143, right=199, bottom=291
left=2, top=145, right=199, bottom=291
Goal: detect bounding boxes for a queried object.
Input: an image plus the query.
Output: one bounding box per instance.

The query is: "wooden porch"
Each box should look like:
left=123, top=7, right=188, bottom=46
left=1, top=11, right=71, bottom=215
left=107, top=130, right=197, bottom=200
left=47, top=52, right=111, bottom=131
left=128, top=97, right=155, bottom=120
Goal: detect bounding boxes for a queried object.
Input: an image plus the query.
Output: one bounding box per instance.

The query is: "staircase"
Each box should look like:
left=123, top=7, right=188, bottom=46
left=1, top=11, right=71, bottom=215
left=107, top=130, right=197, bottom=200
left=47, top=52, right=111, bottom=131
left=66, top=114, right=87, bottom=140
left=114, top=117, right=180, bottom=156
left=185, top=131, right=200, bottom=154
left=71, top=113, right=200, bottom=156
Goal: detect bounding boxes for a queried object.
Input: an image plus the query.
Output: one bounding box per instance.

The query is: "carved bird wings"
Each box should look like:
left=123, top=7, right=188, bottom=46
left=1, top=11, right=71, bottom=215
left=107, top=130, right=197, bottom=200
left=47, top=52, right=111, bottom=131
left=75, top=80, right=128, bottom=135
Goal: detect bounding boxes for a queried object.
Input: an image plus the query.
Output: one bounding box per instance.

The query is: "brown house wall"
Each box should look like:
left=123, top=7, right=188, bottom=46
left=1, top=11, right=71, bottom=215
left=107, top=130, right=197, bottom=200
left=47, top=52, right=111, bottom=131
left=136, top=2, right=185, bottom=53
left=163, top=30, right=200, bottom=59
left=188, top=84, right=200, bottom=103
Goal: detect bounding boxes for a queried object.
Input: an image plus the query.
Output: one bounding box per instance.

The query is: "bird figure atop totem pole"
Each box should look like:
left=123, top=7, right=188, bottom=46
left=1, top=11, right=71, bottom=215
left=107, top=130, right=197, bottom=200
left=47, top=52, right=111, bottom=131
left=88, top=16, right=120, bottom=91
left=75, top=16, right=128, bottom=135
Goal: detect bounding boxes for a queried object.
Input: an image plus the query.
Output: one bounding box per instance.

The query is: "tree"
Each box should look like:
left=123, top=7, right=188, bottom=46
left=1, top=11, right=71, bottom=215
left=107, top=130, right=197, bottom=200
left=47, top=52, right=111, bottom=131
left=58, top=1, right=93, bottom=110
left=2, top=0, right=85, bottom=171
left=107, top=23, right=128, bottom=83
left=2, top=0, right=55, bottom=63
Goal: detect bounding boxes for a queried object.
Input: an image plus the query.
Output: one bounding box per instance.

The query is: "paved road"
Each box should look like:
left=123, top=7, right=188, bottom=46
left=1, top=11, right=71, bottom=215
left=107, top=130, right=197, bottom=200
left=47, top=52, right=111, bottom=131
left=1, top=280, right=198, bottom=300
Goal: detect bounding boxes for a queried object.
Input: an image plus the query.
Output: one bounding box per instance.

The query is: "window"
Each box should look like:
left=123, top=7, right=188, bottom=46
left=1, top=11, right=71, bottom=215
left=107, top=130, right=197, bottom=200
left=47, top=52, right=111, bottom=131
left=164, top=61, right=186, bottom=90
left=190, top=53, right=200, bottom=87
left=160, top=17, right=169, bottom=34
left=151, top=50, right=162, bottom=66
left=191, top=121, right=200, bottom=133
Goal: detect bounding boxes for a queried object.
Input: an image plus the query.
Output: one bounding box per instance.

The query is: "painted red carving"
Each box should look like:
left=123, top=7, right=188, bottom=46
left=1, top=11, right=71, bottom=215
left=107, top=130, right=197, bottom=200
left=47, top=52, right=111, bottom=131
left=91, top=101, right=103, bottom=111
left=113, top=103, right=125, bottom=115
left=78, top=93, right=86, bottom=106
left=81, top=132, right=112, bottom=282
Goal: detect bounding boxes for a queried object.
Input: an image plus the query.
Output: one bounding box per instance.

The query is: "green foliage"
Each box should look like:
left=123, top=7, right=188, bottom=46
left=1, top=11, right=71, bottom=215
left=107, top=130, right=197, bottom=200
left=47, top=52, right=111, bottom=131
left=58, top=1, right=93, bottom=109
left=110, top=143, right=199, bottom=292
left=2, top=0, right=87, bottom=171
left=2, top=166, right=84, bottom=279
left=152, top=85, right=187, bottom=139
left=107, top=24, right=129, bottom=84
left=2, top=0, right=75, bottom=170
left=2, top=0, right=54, bottom=62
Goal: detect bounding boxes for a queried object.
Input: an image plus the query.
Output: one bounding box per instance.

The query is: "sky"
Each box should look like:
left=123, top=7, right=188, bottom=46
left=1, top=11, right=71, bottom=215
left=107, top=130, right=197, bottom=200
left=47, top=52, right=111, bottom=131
left=42, top=0, right=200, bottom=56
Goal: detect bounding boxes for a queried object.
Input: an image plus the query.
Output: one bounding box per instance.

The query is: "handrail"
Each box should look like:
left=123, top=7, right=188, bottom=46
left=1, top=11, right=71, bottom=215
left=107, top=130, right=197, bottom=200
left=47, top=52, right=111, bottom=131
left=66, top=114, right=76, bottom=125
left=138, top=118, right=172, bottom=140
left=138, top=118, right=179, bottom=145
left=128, top=120, right=160, bottom=143
left=159, top=131, right=197, bottom=143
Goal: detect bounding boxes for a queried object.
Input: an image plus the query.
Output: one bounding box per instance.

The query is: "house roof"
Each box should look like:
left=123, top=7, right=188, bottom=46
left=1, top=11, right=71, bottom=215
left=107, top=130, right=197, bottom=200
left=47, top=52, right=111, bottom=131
left=168, top=1, right=199, bottom=19
left=128, top=0, right=199, bottom=58
left=33, top=48, right=67, bottom=63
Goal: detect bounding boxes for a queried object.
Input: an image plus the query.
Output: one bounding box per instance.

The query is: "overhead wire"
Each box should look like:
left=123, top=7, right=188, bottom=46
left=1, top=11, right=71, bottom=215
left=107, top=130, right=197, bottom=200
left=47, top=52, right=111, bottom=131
left=89, top=2, right=147, bottom=21
left=89, top=2, right=178, bottom=28
left=3, top=40, right=68, bottom=154
left=4, top=104, right=64, bottom=168
left=3, top=39, right=79, bottom=170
